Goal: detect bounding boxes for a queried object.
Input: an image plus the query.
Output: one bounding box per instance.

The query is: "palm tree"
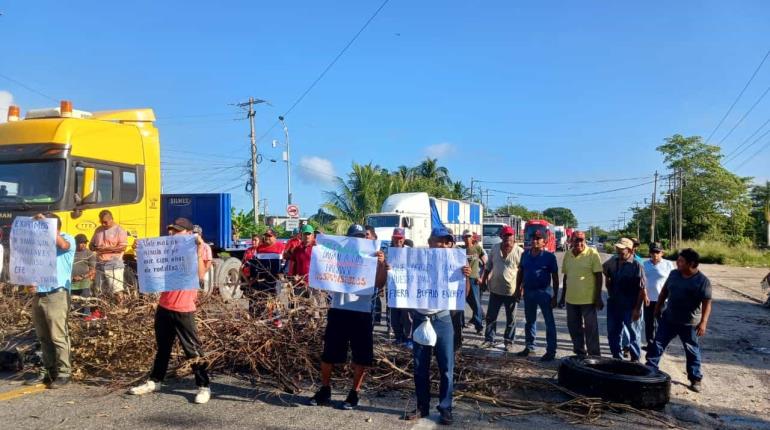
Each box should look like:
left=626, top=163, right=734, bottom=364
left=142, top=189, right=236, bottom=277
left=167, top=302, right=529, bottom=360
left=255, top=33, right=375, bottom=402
left=323, top=163, right=391, bottom=226
left=412, top=158, right=451, bottom=187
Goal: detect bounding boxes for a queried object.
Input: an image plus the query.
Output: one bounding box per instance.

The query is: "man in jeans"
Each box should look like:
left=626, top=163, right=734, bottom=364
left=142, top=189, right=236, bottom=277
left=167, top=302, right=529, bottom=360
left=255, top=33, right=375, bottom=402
left=24, top=213, right=76, bottom=388
left=559, top=231, right=604, bottom=356
left=388, top=228, right=413, bottom=348
left=479, top=226, right=523, bottom=351
left=404, top=227, right=471, bottom=425
left=646, top=248, right=712, bottom=393
left=129, top=217, right=212, bottom=404
left=458, top=229, right=485, bottom=334
left=642, top=242, right=675, bottom=350
left=603, top=238, right=646, bottom=361
left=89, top=209, right=128, bottom=316
left=515, top=230, right=559, bottom=361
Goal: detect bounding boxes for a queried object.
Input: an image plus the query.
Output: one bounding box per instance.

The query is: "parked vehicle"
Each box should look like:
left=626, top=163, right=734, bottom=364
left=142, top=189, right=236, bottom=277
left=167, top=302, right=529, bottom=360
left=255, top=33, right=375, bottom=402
left=523, top=219, right=557, bottom=252
left=482, top=214, right=523, bottom=251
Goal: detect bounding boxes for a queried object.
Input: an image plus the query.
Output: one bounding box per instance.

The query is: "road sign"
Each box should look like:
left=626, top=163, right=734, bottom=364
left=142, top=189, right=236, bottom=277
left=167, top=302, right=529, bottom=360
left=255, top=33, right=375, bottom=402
left=285, top=218, right=300, bottom=231
left=286, top=204, right=300, bottom=218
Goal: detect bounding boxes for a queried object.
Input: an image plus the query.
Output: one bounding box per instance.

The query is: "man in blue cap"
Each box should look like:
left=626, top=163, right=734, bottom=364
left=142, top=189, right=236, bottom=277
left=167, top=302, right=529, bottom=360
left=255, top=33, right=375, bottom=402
left=405, top=226, right=471, bottom=425
left=309, top=224, right=387, bottom=410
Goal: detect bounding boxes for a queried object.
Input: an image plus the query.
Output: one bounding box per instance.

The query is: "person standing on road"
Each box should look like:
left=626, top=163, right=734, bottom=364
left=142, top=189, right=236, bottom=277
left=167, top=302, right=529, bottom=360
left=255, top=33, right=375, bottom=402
left=458, top=229, right=486, bottom=335
left=309, top=224, right=387, bottom=410
left=762, top=271, right=770, bottom=308
left=603, top=238, right=646, bottom=361
left=89, top=210, right=128, bottom=315
left=129, top=217, right=212, bottom=404
left=479, top=226, right=523, bottom=351
left=642, top=242, right=675, bottom=350
left=242, top=233, right=262, bottom=281
left=404, top=227, right=471, bottom=425
left=621, top=238, right=646, bottom=357
left=559, top=231, right=604, bottom=356
left=515, top=230, right=559, bottom=361
left=645, top=248, right=712, bottom=393
left=365, top=225, right=385, bottom=325
left=387, top=228, right=413, bottom=348
left=71, top=234, right=96, bottom=318
left=24, top=213, right=76, bottom=388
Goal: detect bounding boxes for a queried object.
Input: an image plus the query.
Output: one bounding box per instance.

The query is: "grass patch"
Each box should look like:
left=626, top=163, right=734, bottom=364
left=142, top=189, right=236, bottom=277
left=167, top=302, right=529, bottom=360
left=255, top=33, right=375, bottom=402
left=666, top=240, right=770, bottom=268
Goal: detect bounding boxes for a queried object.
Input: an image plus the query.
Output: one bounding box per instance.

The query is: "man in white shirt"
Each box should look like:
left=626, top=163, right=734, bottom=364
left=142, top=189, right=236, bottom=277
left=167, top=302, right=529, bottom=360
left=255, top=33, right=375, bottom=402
left=642, top=242, right=675, bottom=350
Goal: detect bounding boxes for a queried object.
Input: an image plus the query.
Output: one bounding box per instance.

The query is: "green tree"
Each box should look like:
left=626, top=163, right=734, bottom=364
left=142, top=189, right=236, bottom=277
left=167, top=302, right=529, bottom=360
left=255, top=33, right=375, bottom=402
left=542, top=207, right=578, bottom=227
left=748, top=181, right=770, bottom=246
left=494, top=204, right=540, bottom=220
left=656, top=134, right=752, bottom=240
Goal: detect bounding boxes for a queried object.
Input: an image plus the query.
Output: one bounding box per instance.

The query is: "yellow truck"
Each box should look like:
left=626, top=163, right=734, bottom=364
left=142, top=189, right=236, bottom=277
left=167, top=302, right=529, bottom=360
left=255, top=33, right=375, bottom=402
left=0, top=101, right=243, bottom=298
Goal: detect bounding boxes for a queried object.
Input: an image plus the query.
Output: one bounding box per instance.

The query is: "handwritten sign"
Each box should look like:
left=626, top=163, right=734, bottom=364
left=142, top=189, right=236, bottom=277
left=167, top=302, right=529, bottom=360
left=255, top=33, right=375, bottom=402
left=9, top=217, right=58, bottom=291
left=137, top=235, right=199, bottom=294
left=309, top=234, right=381, bottom=294
left=387, top=247, right=467, bottom=310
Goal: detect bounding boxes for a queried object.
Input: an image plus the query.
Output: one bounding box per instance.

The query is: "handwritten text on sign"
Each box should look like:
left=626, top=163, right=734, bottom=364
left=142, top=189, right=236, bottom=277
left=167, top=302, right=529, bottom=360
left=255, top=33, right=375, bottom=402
left=10, top=217, right=58, bottom=291
left=309, top=234, right=381, bottom=294
left=387, top=247, right=467, bottom=311
left=137, top=235, right=199, bottom=294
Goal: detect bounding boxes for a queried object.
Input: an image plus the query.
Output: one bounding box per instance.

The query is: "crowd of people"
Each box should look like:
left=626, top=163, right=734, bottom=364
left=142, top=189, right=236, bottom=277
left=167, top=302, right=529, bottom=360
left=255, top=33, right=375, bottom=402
left=16, top=211, right=719, bottom=424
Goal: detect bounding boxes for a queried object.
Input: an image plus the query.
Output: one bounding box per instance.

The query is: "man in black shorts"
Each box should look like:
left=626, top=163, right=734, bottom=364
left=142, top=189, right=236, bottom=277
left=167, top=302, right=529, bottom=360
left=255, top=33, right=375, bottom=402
left=309, top=224, right=387, bottom=409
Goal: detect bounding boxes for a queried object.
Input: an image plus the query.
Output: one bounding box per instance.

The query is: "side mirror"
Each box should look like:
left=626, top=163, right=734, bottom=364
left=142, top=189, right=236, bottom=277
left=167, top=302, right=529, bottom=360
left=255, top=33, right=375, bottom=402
left=80, top=166, right=97, bottom=204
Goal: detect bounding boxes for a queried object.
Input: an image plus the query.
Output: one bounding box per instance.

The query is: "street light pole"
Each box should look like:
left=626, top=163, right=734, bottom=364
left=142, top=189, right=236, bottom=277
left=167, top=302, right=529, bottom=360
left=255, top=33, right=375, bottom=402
left=278, top=116, right=292, bottom=205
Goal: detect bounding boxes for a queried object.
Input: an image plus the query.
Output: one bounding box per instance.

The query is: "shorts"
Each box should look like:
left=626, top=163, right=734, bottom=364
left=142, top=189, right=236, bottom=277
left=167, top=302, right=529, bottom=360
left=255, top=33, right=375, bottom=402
left=96, top=266, right=125, bottom=294
left=321, top=308, right=374, bottom=366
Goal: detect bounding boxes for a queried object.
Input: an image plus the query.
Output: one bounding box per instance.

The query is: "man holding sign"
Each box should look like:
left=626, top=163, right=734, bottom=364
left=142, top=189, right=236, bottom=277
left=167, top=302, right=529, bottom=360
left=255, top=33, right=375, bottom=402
left=129, top=217, right=212, bottom=405
left=308, top=224, right=386, bottom=410
left=19, top=213, right=75, bottom=388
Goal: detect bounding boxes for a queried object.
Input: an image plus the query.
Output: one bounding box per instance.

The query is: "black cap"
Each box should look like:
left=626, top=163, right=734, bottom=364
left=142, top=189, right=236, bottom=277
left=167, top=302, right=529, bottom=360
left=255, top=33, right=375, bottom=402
left=167, top=217, right=194, bottom=232
left=75, top=234, right=89, bottom=244
left=649, top=242, right=663, bottom=253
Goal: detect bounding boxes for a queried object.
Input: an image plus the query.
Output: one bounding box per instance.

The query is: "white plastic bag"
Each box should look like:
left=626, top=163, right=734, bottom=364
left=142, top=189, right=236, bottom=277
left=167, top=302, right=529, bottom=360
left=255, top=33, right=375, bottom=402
left=413, top=318, right=437, bottom=347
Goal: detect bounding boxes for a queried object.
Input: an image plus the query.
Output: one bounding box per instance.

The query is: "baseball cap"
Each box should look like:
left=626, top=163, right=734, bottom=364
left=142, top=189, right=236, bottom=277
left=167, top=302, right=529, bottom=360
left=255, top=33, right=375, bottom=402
left=301, top=224, right=315, bottom=234
left=631, top=238, right=641, bottom=248
left=532, top=230, right=544, bottom=239
left=462, top=229, right=472, bottom=237
left=430, top=226, right=454, bottom=241
left=500, top=226, right=515, bottom=236
left=75, top=234, right=88, bottom=244
left=347, top=224, right=366, bottom=238
left=192, top=224, right=203, bottom=235
left=392, top=227, right=405, bottom=239
left=167, top=217, right=193, bottom=232
left=264, top=228, right=276, bottom=237
left=572, top=231, right=586, bottom=240
left=649, top=242, right=663, bottom=253
left=615, top=238, right=634, bottom=249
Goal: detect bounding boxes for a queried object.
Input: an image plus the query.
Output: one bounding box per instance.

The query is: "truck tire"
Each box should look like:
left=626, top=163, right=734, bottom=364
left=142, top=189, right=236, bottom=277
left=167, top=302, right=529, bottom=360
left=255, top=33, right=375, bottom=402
left=200, top=258, right=222, bottom=296
left=558, top=356, right=670, bottom=409
left=215, top=257, right=244, bottom=301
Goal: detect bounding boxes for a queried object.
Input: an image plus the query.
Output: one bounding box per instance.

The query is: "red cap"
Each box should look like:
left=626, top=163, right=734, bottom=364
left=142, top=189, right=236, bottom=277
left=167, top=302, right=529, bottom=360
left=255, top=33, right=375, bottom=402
left=392, top=227, right=405, bottom=239
left=500, top=226, right=515, bottom=236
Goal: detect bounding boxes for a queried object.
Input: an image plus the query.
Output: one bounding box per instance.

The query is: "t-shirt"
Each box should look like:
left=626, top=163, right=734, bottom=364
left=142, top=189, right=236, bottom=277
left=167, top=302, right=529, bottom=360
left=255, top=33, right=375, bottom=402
left=662, top=270, right=712, bottom=325
left=486, top=243, right=523, bottom=296
left=159, top=290, right=198, bottom=313
left=330, top=290, right=376, bottom=313
left=55, top=233, right=77, bottom=291
left=643, top=259, right=676, bottom=302
left=603, top=255, right=646, bottom=307
left=90, top=224, right=128, bottom=268
left=520, top=249, right=558, bottom=294
left=72, top=249, right=96, bottom=279
left=258, top=241, right=285, bottom=255
left=562, top=246, right=603, bottom=305
left=458, top=244, right=485, bottom=279
left=288, top=242, right=314, bottom=277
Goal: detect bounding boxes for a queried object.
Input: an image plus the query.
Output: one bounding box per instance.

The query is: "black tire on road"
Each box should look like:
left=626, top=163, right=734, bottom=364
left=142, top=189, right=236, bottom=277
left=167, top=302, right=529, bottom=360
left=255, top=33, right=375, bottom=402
left=558, top=355, right=671, bottom=409
left=201, top=258, right=222, bottom=296
left=215, top=257, right=244, bottom=301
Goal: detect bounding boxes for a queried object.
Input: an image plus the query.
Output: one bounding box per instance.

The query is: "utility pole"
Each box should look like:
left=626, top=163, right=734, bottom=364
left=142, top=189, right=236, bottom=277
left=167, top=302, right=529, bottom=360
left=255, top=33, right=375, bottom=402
left=469, top=178, right=474, bottom=203
left=650, top=170, right=658, bottom=243
left=278, top=116, right=293, bottom=205
left=668, top=175, right=674, bottom=248
left=238, top=97, right=269, bottom=225
left=678, top=169, right=684, bottom=245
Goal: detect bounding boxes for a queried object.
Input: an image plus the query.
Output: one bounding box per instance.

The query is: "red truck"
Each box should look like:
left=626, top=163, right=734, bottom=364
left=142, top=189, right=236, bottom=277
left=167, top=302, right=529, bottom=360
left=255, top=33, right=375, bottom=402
left=524, top=219, right=557, bottom=252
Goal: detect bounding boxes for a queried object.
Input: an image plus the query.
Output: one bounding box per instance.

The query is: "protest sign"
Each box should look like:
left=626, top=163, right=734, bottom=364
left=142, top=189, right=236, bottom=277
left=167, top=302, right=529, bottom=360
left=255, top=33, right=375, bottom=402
left=309, top=234, right=381, bottom=294
left=387, top=247, right=467, bottom=310
left=137, top=235, right=199, bottom=294
left=9, top=217, right=58, bottom=291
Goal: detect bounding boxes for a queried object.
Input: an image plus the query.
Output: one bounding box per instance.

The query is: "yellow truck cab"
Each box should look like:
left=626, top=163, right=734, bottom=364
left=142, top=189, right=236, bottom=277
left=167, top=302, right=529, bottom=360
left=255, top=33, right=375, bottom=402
left=0, top=101, right=161, bottom=280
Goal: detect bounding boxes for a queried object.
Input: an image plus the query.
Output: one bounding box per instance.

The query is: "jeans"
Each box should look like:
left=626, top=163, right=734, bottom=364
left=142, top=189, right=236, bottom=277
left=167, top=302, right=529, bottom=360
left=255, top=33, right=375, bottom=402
left=451, top=310, right=464, bottom=351
left=466, top=278, right=484, bottom=330
left=566, top=303, right=601, bottom=356
left=523, top=289, right=557, bottom=354
left=622, top=312, right=644, bottom=350
left=643, top=301, right=658, bottom=346
left=484, top=293, right=517, bottom=343
left=389, top=307, right=413, bottom=342
left=607, top=299, right=641, bottom=360
left=150, top=306, right=210, bottom=387
left=645, top=318, right=703, bottom=381
left=413, top=312, right=454, bottom=413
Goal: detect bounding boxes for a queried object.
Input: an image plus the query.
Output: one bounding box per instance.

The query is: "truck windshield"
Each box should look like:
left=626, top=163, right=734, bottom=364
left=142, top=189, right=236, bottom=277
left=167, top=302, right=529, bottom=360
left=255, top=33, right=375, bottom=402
left=366, top=215, right=400, bottom=228
left=483, top=225, right=502, bottom=236
left=0, top=160, right=65, bottom=205
left=524, top=225, right=549, bottom=241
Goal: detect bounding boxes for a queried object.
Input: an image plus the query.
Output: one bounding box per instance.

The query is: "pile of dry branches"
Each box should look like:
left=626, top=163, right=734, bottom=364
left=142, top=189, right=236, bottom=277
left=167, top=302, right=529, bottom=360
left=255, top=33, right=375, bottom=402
left=0, top=285, right=676, bottom=427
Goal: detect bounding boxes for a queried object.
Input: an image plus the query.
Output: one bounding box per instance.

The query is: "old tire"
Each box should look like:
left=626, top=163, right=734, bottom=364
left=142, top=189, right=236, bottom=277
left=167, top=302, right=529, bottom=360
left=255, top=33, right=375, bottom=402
left=215, top=257, right=244, bottom=301
left=200, top=258, right=221, bottom=296
left=558, top=355, right=670, bottom=409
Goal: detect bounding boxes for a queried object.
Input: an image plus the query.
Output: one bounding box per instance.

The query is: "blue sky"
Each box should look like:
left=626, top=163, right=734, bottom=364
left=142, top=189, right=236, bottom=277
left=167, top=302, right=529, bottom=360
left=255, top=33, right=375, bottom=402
left=2, top=1, right=769, bottom=230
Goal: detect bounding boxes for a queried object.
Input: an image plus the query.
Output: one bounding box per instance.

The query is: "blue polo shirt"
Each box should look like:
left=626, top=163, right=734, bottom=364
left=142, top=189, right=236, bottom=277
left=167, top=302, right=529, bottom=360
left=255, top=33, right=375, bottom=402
left=520, top=249, right=558, bottom=293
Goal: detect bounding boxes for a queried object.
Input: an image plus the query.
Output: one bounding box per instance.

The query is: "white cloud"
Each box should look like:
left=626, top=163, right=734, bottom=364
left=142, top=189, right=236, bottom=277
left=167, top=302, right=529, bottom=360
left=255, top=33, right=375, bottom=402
left=297, top=156, right=337, bottom=185
left=0, top=91, right=14, bottom=123
left=424, top=142, right=456, bottom=159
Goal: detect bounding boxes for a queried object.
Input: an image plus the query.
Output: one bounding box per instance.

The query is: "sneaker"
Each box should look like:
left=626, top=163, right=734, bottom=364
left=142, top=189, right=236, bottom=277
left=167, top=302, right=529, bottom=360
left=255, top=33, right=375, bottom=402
left=23, top=371, right=51, bottom=386
left=341, top=389, right=359, bottom=410
left=48, top=376, right=71, bottom=389
left=540, top=352, right=556, bottom=362
left=404, top=409, right=429, bottom=421
left=622, top=347, right=630, bottom=359
left=195, top=386, right=211, bottom=404
left=478, top=341, right=494, bottom=349
left=128, top=380, right=160, bottom=395
left=84, top=310, right=104, bottom=322
left=475, top=326, right=484, bottom=336
left=308, top=385, right=331, bottom=406
left=438, top=407, right=454, bottom=425
left=690, top=380, right=702, bottom=393
left=503, top=343, right=513, bottom=352
left=516, top=348, right=534, bottom=357
left=272, top=319, right=283, bottom=329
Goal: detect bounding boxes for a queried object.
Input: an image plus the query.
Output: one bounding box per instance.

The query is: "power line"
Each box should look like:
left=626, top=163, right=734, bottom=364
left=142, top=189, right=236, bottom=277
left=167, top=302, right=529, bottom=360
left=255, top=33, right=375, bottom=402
left=716, top=83, right=770, bottom=146
left=705, top=49, right=770, bottom=144
left=485, top=180, right=655, bottom=198
left=0, top=72, right=58, bottom=102
left=734, top=135, right=770, bottom=171
left=723, top=116, right=770, bottom=162
left=724, top=124, right=770, bottom=164
left=474, top=175, right=652, bottom=185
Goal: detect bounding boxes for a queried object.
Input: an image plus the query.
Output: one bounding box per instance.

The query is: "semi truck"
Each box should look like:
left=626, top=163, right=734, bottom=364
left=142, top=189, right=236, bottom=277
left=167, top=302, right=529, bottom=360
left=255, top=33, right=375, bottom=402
left=365, top=192, right=483, bottom=247
left=0, top=101, right=244, bottom=299
left=523, top=219, right=556, bottom=252
left=554, top=225, right=567, bottom=251
left=482, top=214, right=523, bottom=251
